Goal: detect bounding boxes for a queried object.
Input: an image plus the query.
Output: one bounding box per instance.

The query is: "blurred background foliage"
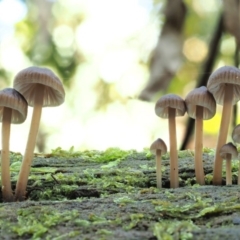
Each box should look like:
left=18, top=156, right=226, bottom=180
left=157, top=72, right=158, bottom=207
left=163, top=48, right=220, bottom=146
left=0, top=0, right=239, bottom=152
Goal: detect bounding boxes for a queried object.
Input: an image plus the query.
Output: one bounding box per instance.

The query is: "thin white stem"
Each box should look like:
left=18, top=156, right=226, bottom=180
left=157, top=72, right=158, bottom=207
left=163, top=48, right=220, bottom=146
left=1, top=107, right=13, bottom=202
left=194, top=106, right=205, bottom=185
left=213, top=84, right=233, bottom=185
left=168, top=107, right=178, bottom=188
left=15, top=84, right=44, bottom=201
left=156, top=149, right=162, bottom=189
left=225, top=154, right=232, bottom=185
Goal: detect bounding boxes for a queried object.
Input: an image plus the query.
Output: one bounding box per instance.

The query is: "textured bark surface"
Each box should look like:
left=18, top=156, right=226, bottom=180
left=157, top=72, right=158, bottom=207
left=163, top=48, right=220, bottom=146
left=1, top=150, right=240, bottom=239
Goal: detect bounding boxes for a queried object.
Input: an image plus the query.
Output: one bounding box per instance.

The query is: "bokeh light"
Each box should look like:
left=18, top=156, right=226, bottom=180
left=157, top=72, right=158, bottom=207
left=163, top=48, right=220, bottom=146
left=0, top=0, right=237, bottom=154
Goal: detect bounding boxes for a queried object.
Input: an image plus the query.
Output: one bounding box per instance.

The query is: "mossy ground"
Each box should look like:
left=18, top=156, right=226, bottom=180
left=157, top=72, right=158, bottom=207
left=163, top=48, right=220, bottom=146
left=1, top=147, right=240, bottom=239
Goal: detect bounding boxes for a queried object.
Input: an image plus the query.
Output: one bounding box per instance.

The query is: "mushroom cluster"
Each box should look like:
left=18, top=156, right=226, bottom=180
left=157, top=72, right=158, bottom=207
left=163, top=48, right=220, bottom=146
left=151, top=65, right=240, bottom=188
left=0, top=66, right=65, bottom=202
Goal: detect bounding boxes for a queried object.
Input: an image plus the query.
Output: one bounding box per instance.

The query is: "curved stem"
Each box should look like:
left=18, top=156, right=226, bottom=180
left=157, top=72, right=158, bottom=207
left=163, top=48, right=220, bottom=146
left=194, top=106, right=205, bottom=185
left=1, top=107, right=13, bottom=202
left=225, top=154, right=232, bottom=185
left=156, top=149, right=162, bottom=188
left=15, top=84, right=44, bottom=201
left=213, top=84, right=233, bottom=185
left=168, top=107, right=178, bottom=188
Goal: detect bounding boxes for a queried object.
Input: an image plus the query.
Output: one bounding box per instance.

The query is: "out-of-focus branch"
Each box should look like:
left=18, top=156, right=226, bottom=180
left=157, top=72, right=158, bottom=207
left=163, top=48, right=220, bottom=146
left=181, top=14, right=224, bottom=150
left=139, top=0, right=186, bottom=101
left=232, top=0, right=240, bottom=128
left=223, top=0, right=240, bottom=48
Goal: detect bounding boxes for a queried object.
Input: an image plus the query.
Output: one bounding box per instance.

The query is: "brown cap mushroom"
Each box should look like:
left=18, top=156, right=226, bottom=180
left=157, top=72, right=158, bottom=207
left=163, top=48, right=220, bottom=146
left=207, top=66, right=240, bottom=185
left=232, top=124, right=240, bottom=144
left=13, top=66, right=65, bottom=201
left=0, top=88, right=28, bottom=202
left=155, top=94, right=186, bottom=188
left=150, top=138, right=167, bottom=189
left=219, top=142, right=237, bottom=185
left=155, top=94, right=186, bottom=119
left=185, top=86, right=216, bottom=185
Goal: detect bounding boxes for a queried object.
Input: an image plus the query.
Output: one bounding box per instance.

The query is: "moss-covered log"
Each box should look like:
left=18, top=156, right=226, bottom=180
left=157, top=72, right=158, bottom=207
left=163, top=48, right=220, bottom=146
left=1, top=148, right=240, bottom=239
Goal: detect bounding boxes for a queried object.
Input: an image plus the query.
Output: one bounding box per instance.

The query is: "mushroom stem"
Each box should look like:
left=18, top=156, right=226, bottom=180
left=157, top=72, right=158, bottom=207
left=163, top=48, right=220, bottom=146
left=1, top=107, right=13, bottom=202
left=225, top=153, right=232, bottom=185
left=15, top=84, right=44, bottom=201
left=156, top=149, right=162, bottom=188
left=194, top=106, right=205, bottom=185
left=213, top=84, right=233, bottom=185
left=168, top=107, right=178, bottom=188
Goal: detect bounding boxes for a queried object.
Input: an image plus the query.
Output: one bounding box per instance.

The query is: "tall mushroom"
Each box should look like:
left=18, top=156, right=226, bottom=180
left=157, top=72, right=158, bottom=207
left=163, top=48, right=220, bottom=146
left=219, top=142, right=237, bottom=185
left=13, top=66, right=65, bottom=201
left=0, top=88, right=28, bottom=202
left=207, top=66, right=240, bottom=185
left=150, top=138, right=167, bottom=189
left=155, top=94, right=186, bottom=188
left=185, top=86, right=216, bottom=185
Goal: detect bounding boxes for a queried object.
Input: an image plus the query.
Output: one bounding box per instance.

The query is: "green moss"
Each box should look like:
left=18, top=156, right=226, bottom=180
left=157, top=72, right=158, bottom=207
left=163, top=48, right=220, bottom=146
left=153, top=220, right=199, bottom=240
left=49, top=146, right=135, bottom=163
left=162, top=149, right=194, bottom=160
left=2, top=207, right=80, bottom=239
left=2, top=148, right=240, bottom=239
left=124, top=213, right=145, bottom=230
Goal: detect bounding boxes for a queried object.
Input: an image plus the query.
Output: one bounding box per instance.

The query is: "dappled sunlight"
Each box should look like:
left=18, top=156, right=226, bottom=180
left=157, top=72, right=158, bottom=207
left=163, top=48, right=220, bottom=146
left=183, top=37, right=208, bottom=63
left=0, top=0, right=237, bottom=154
left=0, top=38, right=30, bottom=73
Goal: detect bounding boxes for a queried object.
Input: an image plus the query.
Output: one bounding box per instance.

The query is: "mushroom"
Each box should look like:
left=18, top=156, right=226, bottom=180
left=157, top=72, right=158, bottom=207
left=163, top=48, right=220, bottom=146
left=0, top=88, right=28, bottom=202
left=185, top=86, right=216, bottom=185
left=232, top=124, right=240, bottom=184
left=155, top=94, right=186, bottom=188
left=207, top=66, right=240, bottom=185
left=150, top=138, right=167, bottom=189
left=13, top=66, right=65, bottom=201
left=219, top=142, right=237, bottom=185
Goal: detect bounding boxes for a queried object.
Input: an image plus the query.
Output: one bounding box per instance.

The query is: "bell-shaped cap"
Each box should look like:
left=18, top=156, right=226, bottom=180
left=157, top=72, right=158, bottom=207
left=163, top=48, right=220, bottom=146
left=150, top=138, right=167, bottom=155
left=13, top=66, right=65, bottom=107
left=0, top=88, right=28, bottom=124
left=219, top=142, right=238, bottom=159
left=155, top=94, right=186, bottom=119
left=185, top=86, right=216, bottom=120
left=207, top=66, right=240, bottom=105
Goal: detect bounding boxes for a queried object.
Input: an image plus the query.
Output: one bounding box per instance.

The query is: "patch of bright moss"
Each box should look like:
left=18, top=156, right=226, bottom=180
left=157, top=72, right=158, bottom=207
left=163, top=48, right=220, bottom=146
left=49, top=146, right=135, bottom=163
left=0, top=207, right=79, bottom=239
left=153, top=220, right=199, bottom=240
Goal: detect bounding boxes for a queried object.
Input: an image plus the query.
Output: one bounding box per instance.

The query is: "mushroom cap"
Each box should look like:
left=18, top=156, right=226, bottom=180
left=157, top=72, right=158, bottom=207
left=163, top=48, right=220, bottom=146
left=185, top=86, right=216, bottom=120
left=150, top=138, right=167, bottom=155
left=155, top=94, right=186, bottom=119
left=0, top=88, right=28, bottom=124
left=219, top=142, right=238, bottom=159
left=13, top=66, right=65, bottom=107
left=207, top=66, right=240, bottom=105
left=232, top=124, right=240, bottom=144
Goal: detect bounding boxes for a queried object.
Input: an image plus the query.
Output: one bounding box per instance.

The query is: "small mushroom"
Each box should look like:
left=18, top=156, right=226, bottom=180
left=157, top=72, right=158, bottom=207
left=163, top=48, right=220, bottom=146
left=185, top=86, right=216, bottom=185
left=13, top=66, right=65, bottom=201
left=150, top=138, right=167, bottom=189
left=155, top=94, right=186, bottom=188
left=219, top=142, right=237, bottom=185
left=0, top=88, right=28, bottom=202
left=207, top=66, right=240, bottom=185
